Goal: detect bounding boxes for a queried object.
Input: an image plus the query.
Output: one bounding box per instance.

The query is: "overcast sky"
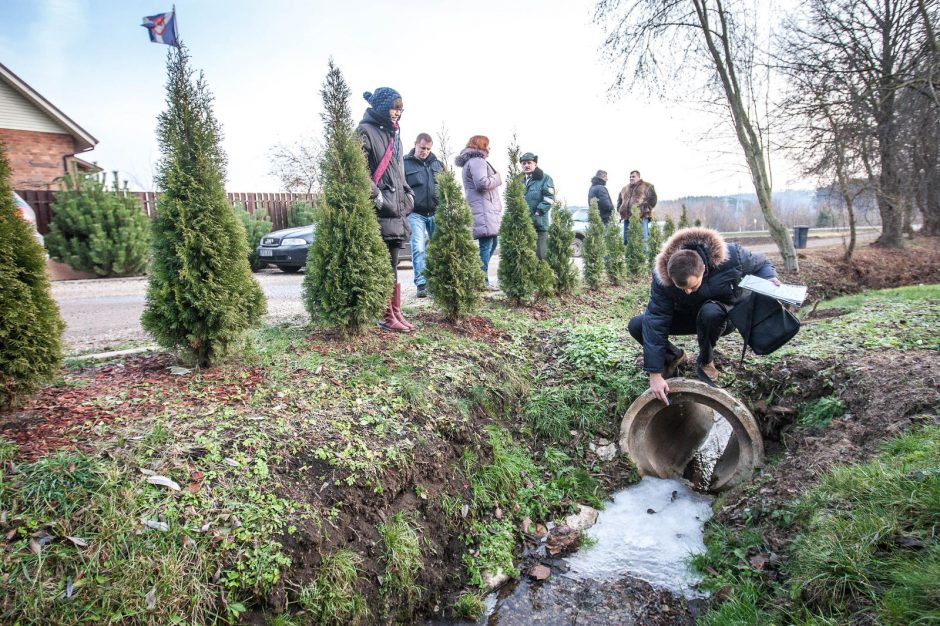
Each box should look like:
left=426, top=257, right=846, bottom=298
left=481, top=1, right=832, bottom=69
left=1, top=0, right=809, bottom=202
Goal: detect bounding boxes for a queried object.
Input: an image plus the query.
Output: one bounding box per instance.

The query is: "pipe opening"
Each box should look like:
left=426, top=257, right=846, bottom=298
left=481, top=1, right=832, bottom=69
left=619, top=379, right=764, bottom=492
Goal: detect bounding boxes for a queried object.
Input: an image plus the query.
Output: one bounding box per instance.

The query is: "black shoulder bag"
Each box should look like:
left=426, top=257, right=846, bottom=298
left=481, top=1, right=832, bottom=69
left=727, top=291, right=801, bottom=364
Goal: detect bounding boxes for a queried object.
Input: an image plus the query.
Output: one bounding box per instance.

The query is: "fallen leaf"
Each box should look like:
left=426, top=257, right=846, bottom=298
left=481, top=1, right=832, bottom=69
left=314, top=364, right=324, bottom=375
left=460, top=504, right=469, bottom=519
left=141, top=519, right=169, bottom=532
left=168, top=366, right=191, bottom=376
left=146, top=587, right=157, bottom=610
left=66, top=536, right=88, bottom=548
left=647, top=508, right=657, bottom=514
left=223, top=458, right=240, bottom=467
left=186, top=482, right=201, bottom=494
left=147, top=475, right=181, bottom=491
left=749, top=554, right=769, bottom=570
left=138, top=468, right=156, bottom=476
left=520, top=517, right=533, bottom=534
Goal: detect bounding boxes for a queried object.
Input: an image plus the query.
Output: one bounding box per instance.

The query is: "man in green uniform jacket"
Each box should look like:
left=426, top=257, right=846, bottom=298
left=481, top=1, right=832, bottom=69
left=520, top=151, right=555, bottom=260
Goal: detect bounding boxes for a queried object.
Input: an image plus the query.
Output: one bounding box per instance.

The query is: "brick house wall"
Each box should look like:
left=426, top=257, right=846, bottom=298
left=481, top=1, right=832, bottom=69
left=0, top=127, right=79, bottom=190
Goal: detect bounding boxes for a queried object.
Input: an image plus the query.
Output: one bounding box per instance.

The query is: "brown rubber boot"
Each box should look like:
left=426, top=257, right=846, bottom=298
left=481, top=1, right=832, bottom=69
left=391, top=283, right=415, bottom=331
left=379, top=296, right=409, bottom=332
left=662, top=349, right=688, bottom=379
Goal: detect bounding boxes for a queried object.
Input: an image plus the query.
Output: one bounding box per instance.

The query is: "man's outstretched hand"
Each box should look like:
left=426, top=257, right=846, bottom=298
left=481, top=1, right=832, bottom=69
left=649, top=373, right=670, bottom=405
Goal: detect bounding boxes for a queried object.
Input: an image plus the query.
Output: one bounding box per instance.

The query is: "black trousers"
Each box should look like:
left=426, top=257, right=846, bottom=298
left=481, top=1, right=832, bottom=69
left=628, top=302, right=736, bottom=367
left=386, top=240, right=402, bottom=283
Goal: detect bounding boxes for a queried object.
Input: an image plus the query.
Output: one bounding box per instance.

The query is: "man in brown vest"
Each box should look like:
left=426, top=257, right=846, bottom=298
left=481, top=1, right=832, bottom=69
left=616, top=170, right=657, bottom=248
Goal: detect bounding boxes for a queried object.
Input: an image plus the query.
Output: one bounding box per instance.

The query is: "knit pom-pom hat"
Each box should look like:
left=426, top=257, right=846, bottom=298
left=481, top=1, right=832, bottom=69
left=363, top=87, right=402, bottom=119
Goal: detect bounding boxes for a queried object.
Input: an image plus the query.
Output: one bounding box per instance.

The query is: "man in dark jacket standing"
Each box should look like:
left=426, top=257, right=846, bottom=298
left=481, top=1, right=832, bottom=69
left=404, top=133, right=443, bottom=298
left=617, top=170, right=657, bottom=247
left=520, top=152, right=555, bottom=260
left=628, top=227, right=781, bottom=403
left=588, top=169, right=614, bottom=225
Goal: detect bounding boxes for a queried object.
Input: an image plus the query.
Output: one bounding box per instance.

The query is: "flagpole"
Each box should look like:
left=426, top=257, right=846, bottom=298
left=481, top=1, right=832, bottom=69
left=172, top=4, right=181, bottom=47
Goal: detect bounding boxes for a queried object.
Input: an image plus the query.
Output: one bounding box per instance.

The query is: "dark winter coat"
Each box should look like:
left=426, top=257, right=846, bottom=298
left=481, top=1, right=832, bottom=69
left=640, top=228, right=778, bottom=372
left=523, top=168, right=555, bottom=232
left=403, top=150, right=444, bottom=216
left=587, top=176, right=614, bottom=222
left=617, top=180, right=657, bottom=220
left=455, top=147, right=503, bottom=239
left=357, top=109, right=414, bottom=243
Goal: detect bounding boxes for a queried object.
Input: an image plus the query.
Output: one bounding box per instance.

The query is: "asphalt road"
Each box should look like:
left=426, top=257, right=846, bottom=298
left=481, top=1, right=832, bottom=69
left=52, top=232, right=876, bottom=354
left=52, top=263, right=435, bottom=354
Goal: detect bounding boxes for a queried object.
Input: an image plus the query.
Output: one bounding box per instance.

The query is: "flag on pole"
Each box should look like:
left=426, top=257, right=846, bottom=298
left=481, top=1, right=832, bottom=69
left=141, top=10, right=179, bottom=47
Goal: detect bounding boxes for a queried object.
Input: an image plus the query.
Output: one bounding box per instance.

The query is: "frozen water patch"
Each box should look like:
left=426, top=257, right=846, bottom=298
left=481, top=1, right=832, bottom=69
left=564, top=476, right=714, bottom=598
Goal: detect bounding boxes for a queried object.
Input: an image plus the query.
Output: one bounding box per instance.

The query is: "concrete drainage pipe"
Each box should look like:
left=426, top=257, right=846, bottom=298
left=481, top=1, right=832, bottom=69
left=619, top=379, right=764, bottom=492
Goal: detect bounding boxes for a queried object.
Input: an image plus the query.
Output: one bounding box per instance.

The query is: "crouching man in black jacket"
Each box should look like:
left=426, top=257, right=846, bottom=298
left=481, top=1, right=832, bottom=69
left=628, top=227, right=780, bottom=404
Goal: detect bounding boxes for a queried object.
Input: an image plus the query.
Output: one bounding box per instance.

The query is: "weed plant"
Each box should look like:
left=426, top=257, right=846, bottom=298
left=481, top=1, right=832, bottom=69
left=452, top=592, right=487, bottom=620
left=799, top=396, right=846, bottom=429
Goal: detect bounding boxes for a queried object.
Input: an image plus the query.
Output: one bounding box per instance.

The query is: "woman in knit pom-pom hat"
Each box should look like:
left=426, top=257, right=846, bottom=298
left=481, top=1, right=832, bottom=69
left=357, top=87, right=416, bottom=331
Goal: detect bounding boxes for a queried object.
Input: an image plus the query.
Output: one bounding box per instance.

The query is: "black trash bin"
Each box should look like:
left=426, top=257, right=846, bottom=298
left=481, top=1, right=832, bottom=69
left=793, top=225, right=809, bottom=249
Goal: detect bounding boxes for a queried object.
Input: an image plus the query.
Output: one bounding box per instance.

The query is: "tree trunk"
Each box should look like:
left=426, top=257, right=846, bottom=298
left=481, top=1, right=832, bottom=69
left=692, top=0, right=798, bottom=271
left=924, top=165, right=940, bottom=235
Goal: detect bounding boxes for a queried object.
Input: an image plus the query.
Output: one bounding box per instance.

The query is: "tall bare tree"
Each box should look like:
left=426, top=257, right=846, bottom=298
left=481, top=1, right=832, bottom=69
left=268, top=137, right=323, bottom=193
left=595, top=0, right=799, bottom=271
left=778, top=0, right=930, bottom=248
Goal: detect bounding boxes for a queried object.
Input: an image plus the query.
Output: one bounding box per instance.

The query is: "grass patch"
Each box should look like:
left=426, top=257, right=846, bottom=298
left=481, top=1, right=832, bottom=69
left=452, top=591, right=487, bottom=620
left=297, top=549, right=368, bottom=626
left=378, top=512, right=424, bottom=615
left=696, top=424, right=940, bottom=624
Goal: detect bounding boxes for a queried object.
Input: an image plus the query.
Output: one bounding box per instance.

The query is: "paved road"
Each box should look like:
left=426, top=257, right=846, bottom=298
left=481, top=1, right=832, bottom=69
left=52, top=232, right=876, bottom=354
left=52, top=263, right=435, bottom=354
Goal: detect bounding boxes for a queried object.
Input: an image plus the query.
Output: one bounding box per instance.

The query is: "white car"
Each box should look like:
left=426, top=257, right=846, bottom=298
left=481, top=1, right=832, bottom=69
left=13, top=192, right=43, bottom=245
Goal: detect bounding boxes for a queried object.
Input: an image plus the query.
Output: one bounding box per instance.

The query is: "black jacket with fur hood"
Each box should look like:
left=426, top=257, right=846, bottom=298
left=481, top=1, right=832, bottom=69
left=640, top=228, right=777, bottom=372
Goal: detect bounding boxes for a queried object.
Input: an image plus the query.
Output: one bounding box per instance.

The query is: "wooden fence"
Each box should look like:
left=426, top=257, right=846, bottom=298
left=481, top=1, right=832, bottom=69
left=15, top=189, right=316, bottom=234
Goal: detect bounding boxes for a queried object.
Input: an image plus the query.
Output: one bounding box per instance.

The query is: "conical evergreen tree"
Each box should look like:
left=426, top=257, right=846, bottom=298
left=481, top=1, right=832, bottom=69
left=581, top=199, right=606, bottom=290
left=604, top=218, right=628, bottom=285
left=663, top=215, right=677, bottom=240
left=424, top=162, right=483, bottom=321
left=0, top=142, right=64, bottom=409
left=546, top=201, right=577, bottom=296
left=647, top=219, right=664, bottom=270
left=142, top=45, right=265, bottom=367
left=625, top=216, right=646, bottom=277
left=234, top=204, right=273, bottom=271
left=45, top=172, right=150, bottom=277
left=302, top=60, right=392, bottom=332
left=497, top=142, right=554, bottom=304
left=678, top=204, right=690, bottom=229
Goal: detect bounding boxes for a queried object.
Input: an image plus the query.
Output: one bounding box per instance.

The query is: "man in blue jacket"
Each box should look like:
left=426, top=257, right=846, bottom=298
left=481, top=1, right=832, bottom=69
left=628, top=227, right=781, bottom=403
left=588, top=170, right=614, bottom=225
left=520, top=152, right=555, bottom=260
left=403, top=133, right=443, bottom=298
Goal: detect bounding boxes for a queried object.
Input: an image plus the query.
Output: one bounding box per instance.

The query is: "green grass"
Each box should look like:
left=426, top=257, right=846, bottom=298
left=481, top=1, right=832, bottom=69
left=462, top=519, right=518, bottom=590
left=452, top=591, right=487, bottom=620
left=695, top=424, right=940, bottom=625
left=378, top=512, right=424, bottom=614
left=799, top=396, right=846, bottom=429
left=297, top=549, right=368, bottom=626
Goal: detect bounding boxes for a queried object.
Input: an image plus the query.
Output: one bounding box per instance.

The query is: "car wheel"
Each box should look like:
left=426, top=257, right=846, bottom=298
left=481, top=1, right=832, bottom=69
left=279, top=265, right=302, bottom=274
left=571, top=236, right=584, bottom=257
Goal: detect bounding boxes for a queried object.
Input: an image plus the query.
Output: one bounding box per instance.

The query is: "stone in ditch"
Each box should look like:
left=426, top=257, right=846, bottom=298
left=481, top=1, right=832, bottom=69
left=564, top=505, right=599, bottom=531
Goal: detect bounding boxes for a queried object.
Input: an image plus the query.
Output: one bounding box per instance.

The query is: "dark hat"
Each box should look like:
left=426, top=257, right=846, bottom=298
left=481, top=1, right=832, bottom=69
left=595, top=169, right=607, bottom=178
left=519, top=152, right=538, bottom=163
left=363, top=87, right=402, bottom=118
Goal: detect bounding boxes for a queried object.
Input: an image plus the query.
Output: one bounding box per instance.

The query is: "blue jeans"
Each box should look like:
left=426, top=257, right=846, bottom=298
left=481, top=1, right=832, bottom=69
left=624, top=218, right=652, bottom=250
left=478, top=235, right=498, bottom=284
left=408, top=212, right=435, bottom=287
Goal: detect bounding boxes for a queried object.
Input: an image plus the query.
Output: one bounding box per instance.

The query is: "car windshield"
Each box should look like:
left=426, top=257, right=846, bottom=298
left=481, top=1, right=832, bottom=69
left=570, top=207, right=589, bottom=222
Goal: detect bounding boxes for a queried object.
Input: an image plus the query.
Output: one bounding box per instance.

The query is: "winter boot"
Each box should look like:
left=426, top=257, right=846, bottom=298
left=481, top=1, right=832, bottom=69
left=391, top=283, right=416, bottom=331
left=662, top=348, right=688, bottom=379
left=379, top=296, right=409, bottom=332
